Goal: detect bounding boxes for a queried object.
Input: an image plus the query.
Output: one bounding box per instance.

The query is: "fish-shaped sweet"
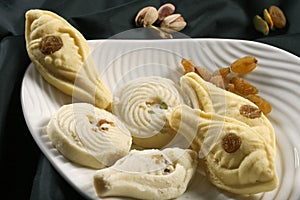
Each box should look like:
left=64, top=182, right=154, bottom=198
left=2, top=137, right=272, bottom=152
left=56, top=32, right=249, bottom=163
left=180, top=72, right=275, bottom=150
left=112, top=76, right=190, bottom=148
left=25, top=9, right=112, bottom=109
left=94, top=148, right=197, bottom=199
left=167, top=104, right=278, bottom=194
left=46, top=103, right=132, bottom=169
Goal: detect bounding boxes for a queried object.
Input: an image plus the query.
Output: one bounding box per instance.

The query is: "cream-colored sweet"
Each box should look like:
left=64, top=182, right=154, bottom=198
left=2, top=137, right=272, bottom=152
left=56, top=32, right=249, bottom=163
left=94, top=148, right=197, bottom=200
left=112, top=76, right=189, bottom=148
left=181, top=72, right=275, bottom=150
left=168, top=105, right=278, bottom=194
left=25, top=9, right=112, bottom=109
left=46, top=103, right=132, bottom=169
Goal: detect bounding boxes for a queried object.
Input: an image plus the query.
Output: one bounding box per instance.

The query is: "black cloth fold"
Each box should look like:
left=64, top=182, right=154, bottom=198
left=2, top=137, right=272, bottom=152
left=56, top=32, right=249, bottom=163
left=1, top=0, right=299, bottom=199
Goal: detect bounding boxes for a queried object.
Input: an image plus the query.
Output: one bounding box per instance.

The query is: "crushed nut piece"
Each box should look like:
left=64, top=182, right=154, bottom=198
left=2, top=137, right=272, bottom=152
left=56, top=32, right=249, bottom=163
left=159, top=102, right=168, bottom=109
left=151, top=154, right=165, bottom=164
left=148, top=110, right=155, bottom=114
left=146, top=101, right=156, bottom=106
left=96, top=119, right=115, bottom=127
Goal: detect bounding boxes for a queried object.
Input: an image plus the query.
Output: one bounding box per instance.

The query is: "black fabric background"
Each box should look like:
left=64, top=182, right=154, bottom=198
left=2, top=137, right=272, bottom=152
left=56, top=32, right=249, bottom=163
left=1, top=0, right=300, bottom=199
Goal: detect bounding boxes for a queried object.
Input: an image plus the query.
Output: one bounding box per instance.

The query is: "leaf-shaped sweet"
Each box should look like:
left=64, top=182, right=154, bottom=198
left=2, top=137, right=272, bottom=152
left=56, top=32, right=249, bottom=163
left=168, top=105, right=278, bottom=194
left=25, top=9, right=112, bottom=109
left=181, top=72, right=275, bottom=150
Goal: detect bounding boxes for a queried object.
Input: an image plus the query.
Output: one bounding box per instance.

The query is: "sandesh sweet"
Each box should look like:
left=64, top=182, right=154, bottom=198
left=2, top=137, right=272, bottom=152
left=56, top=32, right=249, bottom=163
left=94, top=148, right=197, bottom=200
left=180, top=72, right=276, bottom=151
left=167, top=72, right=278, bottom=194
left=46, top=103, right=132, bottom=169
left=112, top=76, right=190, bottom=148
left=168, top=104, right=278, bottom=194
left=25, top=9, right=112, bottom=110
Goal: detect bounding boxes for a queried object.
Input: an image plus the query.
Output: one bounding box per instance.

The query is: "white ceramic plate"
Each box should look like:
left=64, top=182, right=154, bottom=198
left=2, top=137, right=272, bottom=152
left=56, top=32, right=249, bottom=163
left=21, top=39, right=300, bottom=200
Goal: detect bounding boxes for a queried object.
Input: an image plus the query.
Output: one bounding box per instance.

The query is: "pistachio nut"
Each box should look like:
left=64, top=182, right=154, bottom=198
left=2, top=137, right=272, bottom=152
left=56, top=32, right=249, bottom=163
left=157, top=3, right=175, bottom=22
left=160, top=14, right=187, bottom=32
left=253, top=15, right=269, bottom=36
left=135, top=6, right=158, bottom=27
left=263, top=9, right=274, bottom=31
left=269, top=5, right=286, bottom=29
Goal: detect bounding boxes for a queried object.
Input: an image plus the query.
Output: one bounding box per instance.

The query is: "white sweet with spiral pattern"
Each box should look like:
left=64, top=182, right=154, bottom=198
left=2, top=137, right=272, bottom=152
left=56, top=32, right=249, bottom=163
left=46, top=103, right=132, bottom=169
left=112, top=76, right=189, bottom=148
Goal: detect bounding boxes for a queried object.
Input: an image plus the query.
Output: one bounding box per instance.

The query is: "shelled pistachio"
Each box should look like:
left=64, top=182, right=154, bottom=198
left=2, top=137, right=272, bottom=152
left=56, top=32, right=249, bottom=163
left=253, top=5, right=287, bottom=36
left=253, top=15, right=269, bottom=36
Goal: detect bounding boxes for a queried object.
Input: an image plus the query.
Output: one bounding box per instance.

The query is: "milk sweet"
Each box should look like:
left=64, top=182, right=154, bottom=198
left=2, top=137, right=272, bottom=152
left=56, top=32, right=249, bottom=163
left=94, top=148, right=197, bottom=199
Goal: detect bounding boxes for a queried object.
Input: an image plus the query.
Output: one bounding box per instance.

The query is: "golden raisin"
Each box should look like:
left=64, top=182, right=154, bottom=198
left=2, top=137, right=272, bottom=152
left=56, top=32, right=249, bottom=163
left=229, top=77, right=258, bottom=96
left=222, top=133, right=241, bottom=153
left=239, top=104, right=262, bottom=119
left=269, top=5, right=286, bottom=29
left=40, top=35, right=63, bottom=55
left=230, top=56, right=257, bottom=75
left=246, top=94, right=272, bottom=115
left=181, top=58, right=195, bottom=74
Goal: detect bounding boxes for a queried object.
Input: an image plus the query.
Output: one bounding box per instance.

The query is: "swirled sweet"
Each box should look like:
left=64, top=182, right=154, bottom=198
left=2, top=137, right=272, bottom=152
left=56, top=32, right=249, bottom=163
left=46, top=103, right=132, bottom=169
left=94, top=148, right=197, bottom=200
left=112, top=76, right=189, bottom=148
left=168, top=105, right=278, bottom=194
left=25, top=9, right=112, bottom=109
left=181, top=72, right=276, bottom=150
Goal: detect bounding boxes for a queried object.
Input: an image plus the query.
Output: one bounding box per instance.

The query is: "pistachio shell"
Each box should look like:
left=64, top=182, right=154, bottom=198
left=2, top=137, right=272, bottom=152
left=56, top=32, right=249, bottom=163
left=253, top=15, right=269, bottom=36
left=135, top=6, right=158, bottom=27
left=160, top=14, right=187, bottom=32
left=157, top=3, right=175, bottom=22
